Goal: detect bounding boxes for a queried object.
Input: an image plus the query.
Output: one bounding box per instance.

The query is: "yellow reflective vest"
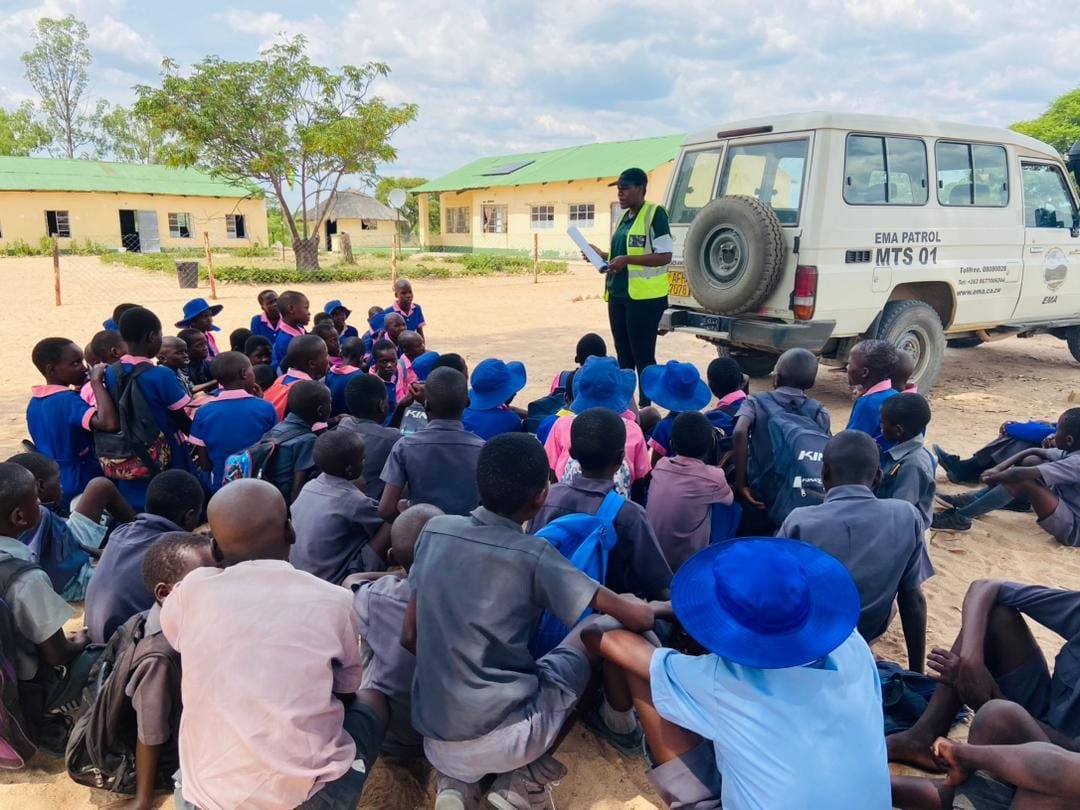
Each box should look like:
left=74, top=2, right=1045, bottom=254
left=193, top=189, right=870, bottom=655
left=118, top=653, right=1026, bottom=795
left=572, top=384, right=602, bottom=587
left=607, top=202, right=670, bottom=301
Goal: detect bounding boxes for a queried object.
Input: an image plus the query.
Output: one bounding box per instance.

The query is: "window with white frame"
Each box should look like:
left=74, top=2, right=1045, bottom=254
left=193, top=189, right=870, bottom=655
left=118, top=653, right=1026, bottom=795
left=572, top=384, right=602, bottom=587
left=169, top=212, right=193, bottom=238
left=45, top=210, right=71, bottom=238
left=482, top=204, right=507, bottom=234
left=225, top=213, right=247, bottom=239
left=530, top=205, right=555, bottom=229
left=446, top=206, right=470, bottom=234
left=569, top=203, right=595, bottom=227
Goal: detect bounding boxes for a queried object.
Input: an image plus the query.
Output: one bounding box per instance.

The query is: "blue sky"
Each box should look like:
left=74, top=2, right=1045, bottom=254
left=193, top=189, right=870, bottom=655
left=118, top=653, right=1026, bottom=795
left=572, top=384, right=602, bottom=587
left=1, top=0, right=1077, bottom=186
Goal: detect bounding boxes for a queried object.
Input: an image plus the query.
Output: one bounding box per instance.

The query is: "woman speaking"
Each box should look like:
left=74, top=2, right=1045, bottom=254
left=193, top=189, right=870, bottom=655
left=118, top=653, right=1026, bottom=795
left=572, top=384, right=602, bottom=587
left=588, top=167, right=673, bottom=406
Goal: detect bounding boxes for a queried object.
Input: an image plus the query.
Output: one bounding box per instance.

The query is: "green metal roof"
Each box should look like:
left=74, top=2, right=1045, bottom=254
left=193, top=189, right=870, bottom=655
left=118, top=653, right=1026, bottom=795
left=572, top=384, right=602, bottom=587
left=0, top=157, right=259, bottom=198
left=413, top=134, right=685, bottom=193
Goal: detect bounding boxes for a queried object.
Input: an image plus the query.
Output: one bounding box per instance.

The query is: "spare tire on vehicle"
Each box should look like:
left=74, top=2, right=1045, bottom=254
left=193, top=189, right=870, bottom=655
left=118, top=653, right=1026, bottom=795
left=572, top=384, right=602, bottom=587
left=683, top=195, right=786, bottom=315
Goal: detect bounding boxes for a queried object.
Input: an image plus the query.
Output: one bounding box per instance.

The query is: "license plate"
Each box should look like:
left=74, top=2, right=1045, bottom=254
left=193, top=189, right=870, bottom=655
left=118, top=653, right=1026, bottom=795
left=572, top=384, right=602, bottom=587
left=668, top=269, right=691, bottom=298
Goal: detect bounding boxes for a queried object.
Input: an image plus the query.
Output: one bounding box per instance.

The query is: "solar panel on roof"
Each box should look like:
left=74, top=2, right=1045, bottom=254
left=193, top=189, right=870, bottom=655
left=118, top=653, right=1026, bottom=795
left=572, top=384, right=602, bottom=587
left=481, top=160, right=534, bottom=176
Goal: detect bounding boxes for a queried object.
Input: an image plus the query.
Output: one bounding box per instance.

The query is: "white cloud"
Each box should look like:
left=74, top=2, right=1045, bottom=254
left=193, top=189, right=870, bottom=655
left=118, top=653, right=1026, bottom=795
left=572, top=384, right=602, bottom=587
left=88, top=16, right=161, bottom=68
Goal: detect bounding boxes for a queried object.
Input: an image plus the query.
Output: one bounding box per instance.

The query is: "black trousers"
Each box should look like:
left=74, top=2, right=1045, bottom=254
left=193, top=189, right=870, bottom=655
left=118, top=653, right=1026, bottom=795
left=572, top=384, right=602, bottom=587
left=607, top=295, right=668, bottom=406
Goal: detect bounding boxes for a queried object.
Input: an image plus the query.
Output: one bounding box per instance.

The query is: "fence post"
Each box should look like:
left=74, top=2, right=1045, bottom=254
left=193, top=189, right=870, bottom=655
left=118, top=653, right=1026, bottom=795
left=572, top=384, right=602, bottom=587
left=203, top=232, right=218, bottom=300
left=52, top=235, right=61, bottom=306
left=391, top=233, right=399, bottom=287
left=533, top=233, right=539, bottom=284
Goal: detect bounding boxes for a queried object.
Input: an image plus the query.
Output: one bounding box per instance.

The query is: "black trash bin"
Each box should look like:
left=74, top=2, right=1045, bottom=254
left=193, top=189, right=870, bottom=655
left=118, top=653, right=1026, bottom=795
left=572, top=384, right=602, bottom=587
left=176, top=261, right=199, bottom=289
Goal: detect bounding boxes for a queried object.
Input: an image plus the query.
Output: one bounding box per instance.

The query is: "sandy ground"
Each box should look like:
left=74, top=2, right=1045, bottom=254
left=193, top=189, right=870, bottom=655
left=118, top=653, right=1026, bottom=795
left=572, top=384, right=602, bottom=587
left=3, top=255, right=1080, bottom=808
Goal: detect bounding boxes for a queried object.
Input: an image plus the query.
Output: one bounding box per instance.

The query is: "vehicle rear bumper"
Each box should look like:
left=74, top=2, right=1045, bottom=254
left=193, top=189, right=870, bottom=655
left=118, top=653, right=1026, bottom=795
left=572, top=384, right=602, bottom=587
left=660, top=308, right=836, bottom=353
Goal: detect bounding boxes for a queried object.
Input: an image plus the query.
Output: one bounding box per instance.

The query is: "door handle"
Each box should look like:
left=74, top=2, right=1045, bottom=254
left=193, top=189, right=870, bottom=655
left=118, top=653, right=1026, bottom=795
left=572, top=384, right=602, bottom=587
left=1029, top=247, right=1043, bottom=254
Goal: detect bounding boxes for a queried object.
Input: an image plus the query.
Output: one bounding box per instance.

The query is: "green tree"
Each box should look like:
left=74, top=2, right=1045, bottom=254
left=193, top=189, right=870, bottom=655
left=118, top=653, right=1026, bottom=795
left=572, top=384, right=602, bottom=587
left=375, top=176, right=440, bottom=237
left=1012, top=89, right=1080, bottom=155
left=0, top=102, right=52, bottom=155
left=93, top=102, right=168, bottom=163
left=21, top=15, right=93, bottom=158
left=135, top=36, right=417, bottom=270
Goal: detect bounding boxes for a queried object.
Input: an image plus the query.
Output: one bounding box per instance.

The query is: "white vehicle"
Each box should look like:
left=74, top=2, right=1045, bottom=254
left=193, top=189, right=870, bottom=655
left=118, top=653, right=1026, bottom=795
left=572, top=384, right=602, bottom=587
left=660, top=112, right=1080, bottom=390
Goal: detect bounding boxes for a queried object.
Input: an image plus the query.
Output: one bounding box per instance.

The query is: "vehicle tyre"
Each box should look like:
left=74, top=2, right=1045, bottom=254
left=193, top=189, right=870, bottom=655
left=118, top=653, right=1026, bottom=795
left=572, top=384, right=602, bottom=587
left=875, top=300, right=946, bottom=393
left=946, top=336, right=983, bottom=349
left=716, top=346, right=777, bottom=379
left=683, top=195, right=785, bottom=315
left=1066, top=326, right=1080, bottom=364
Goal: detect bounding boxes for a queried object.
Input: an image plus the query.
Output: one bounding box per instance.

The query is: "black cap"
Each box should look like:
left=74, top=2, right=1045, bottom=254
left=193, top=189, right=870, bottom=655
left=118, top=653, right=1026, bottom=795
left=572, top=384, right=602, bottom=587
left=609, top=167, right=648, bottom=187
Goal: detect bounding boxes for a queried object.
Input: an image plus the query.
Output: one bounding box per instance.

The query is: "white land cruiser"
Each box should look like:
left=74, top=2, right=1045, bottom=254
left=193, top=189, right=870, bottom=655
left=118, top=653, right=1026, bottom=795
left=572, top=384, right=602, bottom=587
left=660, top=113, right=1080, bottom=391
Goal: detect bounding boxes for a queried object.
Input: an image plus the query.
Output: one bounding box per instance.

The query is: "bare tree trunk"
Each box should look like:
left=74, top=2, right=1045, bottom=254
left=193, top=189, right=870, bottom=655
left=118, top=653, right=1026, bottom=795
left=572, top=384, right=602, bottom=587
left=293, top=236, right=320, bottom=270
left=340, top=232, right=354, bottom=264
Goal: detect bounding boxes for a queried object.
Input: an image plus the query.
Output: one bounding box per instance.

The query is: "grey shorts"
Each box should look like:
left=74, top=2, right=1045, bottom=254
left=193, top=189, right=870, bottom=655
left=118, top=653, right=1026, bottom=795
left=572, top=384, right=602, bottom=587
left=952, top=771, right=1014, bottom=810
left=1038, top=501, right=1080, bottom=547
left=646, top=740, right=723, bottom=810
left=423, top=645, right=592, bottom=783
left=997, top=653, right=1053, bottom=724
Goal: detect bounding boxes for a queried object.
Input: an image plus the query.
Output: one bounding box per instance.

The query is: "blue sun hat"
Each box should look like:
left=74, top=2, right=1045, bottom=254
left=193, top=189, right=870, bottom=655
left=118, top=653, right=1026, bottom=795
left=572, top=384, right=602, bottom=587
left=469, top=358, right=528, bottom=410
left=672, top=537, right=860, bottom=669
left=175, top=298, right=223, bottom=329
left=411, top=351, right=440, bottom=382
left=641, top=360, right=711, bottom=412
left=570, top=356, right=637, bottom=414
left=324, top=299, right=352, bottom=317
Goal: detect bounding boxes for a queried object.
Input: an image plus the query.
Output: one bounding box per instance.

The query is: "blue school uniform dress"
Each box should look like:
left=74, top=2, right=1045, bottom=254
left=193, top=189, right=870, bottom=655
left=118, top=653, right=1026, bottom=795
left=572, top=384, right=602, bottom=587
left=340, top=324, right=360, bottom=341
left=462, top=405, right=524, bottom=440
left=846, top=380, right=898, bottom=437
left=249, top=313, right=280, bottom=342
left=189, top=390, right=278, bottom=490
left=326, top=365, right=365, bottom=417
left=271, top=323, right=307, bottom=369
left=103, top=355, right=192, bottom=510
left=382, top=302, right=426, bottom=332
left=370, top=369, right=398, bottom=426
left=27, top=385, right=102, bottom=512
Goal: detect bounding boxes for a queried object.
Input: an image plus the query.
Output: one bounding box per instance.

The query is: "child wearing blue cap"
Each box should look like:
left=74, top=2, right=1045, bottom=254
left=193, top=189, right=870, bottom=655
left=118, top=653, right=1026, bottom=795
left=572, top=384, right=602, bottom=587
left=641, top=360, right=712, bottom=462
left=325, top=299, right=360, bottom=340
left=584, top=538, right=891, bottom=809
left=462, top=358, right=527, bottom=440
left=176, top=298, right=224, bottom=359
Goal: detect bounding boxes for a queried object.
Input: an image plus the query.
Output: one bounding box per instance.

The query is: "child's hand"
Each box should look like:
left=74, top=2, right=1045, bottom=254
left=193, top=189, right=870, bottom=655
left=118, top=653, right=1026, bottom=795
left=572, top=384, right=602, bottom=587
left=649, top=600, right=674, bottom=621
left=89, top=363, right=108, bottom=383
left=738, top=485, right=765, bottom=509
left=1043, top=434, right=1057, bottom=449
left=409, top=381, right=426, bottom=403
left=926, top=647, right=960, bottom=686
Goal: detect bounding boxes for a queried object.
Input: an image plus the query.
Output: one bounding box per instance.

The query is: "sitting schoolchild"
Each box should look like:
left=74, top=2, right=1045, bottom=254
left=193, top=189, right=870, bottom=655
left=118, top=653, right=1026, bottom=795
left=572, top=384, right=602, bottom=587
left=176, top=298, right=224, bottom=358
left=177, top=328, right=215, bottom=388
left=229, top=328, right=252, bottom=354
left=641, top=360, right=712, bottom=461
left=582, top=538, right=891, bottom=810
left=252, top=363, right=277, bottom=394
left=935, top=420, right=1055, bottom=486
left=290, top=431, right=390, bottom=585
left=338, top=374, right=402, bottom=501
left=327, top=337, right=368, bottom=418
left=270, top=290, right=312, bottom=369
left=549, top=332, right=607, bottom=394
left=189, top=352, right=278, bottom=492
left=779, top=430, right=933, bottom=671
left=845, top=339, right=900, bottom=436
left=66, top=532, right=214, bottom=805
left=702, top=355, right=748, bottom=434
left=262, top=381, right=329, bottom=504
left=462, top=358, right=527, bottom=440
left=163, top=479, right=387, bottom=810
left=249, top=289, right=281, bottom=341
left=877, top=392, right=936, bottom=530
left=368, top=339, right=401, bottom=423
left=243, top=334, right=273, bottom=369
left=360, top=305, right=384, bottom=355
left=84, top=470, right=204, bottom=644
left=405, top=433, right=654, bottom=807
left=376, top=312, right=408, bottom=351
left=28, top=336, right=118, bottom=512
left=647, top=411, right=736, bottom=572
left=313, top=321, right=343, bottom=367
left=379, top=367, right=485, bottom=520
left=263, top=334, right=331, bottom=420
left=351, top=503, right=442, bottom=759
left=84, top=329, right=128, bottom=401
left=891, top=349, right=917, bottom=393
left=156, top=336, right=196, bottom=398
left=325, top=298, right=360, bottom=340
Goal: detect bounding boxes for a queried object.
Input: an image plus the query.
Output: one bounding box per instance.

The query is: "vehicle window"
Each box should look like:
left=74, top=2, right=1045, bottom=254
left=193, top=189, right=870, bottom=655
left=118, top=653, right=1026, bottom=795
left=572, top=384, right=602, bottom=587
left=844, top=134, right=928, bottom=205
left=1022, top=163, right=1078, bottom=229
left=937, top=141, right=1009, bottom=207
left=669, top=148, right=722, bottom=225
left=718, top=139, right=808, bottom=225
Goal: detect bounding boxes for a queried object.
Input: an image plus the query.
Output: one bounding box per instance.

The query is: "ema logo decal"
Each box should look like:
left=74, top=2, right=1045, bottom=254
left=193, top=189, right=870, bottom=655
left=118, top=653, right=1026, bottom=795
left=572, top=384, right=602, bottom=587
left=1045, top=247, right=1068, bottom=292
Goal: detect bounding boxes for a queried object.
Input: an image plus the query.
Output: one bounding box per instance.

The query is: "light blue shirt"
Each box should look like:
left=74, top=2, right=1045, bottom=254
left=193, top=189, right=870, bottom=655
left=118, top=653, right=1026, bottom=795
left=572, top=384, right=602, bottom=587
left=649, top=631, right=891, bottom=810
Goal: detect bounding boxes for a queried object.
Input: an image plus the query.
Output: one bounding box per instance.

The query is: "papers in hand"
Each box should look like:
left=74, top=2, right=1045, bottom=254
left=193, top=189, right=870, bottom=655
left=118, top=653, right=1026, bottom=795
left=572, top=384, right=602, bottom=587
left=567, top=226, right=608, bottom=273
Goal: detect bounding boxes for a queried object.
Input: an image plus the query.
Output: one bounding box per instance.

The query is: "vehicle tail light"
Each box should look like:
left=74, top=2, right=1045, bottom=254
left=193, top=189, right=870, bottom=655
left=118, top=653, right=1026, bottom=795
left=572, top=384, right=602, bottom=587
left=792, top=265, right=817, bottom=321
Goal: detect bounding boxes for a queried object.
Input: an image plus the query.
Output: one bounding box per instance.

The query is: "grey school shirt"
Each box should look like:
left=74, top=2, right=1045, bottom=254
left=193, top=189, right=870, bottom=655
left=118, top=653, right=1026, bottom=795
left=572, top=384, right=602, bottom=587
left=0, top=536, right=73, bottom=680
left=527, top=476, right=672, bottom=599
left=380, top=419, right=486, bottom=516
left=289, top=473, right=385, bottom=585
left=735, top=386, right=833, bottom=432
left=337, top=416, right=402, bottom=500
left=1040, top=451, right=1080, bottom=525
left=877, top=435, right=936, bottom=531
left=778, top=485, right=934, bottom=641
left=409, top=507, right=599, bottom=741
left=996, top=582, right=1080, bottom=740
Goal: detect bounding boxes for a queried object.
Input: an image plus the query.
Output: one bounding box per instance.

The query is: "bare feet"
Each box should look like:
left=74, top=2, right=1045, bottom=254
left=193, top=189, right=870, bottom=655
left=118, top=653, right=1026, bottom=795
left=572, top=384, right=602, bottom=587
left=932, top=738, right=973, bottom=787
left=888, top=729, right=947, bottom=774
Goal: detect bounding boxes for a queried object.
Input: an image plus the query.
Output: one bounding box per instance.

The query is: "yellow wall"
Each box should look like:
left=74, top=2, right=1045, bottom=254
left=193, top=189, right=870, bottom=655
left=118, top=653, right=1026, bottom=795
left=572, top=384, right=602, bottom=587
left=305, top=217, right=397, bottom=250
left=0, top=190, right=268, bottom=249
left=428, top=161, right=674, bottom=254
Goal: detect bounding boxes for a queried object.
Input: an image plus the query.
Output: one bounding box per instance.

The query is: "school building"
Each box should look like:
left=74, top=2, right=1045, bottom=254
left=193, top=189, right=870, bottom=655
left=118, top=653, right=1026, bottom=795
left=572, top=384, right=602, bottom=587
left=413, top=134, right=684, bottom=254
left=0, top=156, right=268, bottom=252
left=308, top=189, right=400, bottom=253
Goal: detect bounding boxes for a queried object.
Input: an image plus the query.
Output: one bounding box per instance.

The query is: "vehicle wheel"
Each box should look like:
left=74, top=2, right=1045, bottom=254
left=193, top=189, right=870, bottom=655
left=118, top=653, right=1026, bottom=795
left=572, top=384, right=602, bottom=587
left=875, top=300, right=946, bottom=393
left=947, top=336, right=983, bottom=349
left=716, top=346, right=778, bottom=379
left=1066, top=326, right=1080, bottom=363
left=683, top=195, right=785, bottom=315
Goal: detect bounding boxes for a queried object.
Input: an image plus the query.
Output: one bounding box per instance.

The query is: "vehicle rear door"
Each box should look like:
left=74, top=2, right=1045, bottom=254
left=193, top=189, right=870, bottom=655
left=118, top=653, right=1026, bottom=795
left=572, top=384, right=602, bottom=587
left=1014, top=161, right=1080, bottom=320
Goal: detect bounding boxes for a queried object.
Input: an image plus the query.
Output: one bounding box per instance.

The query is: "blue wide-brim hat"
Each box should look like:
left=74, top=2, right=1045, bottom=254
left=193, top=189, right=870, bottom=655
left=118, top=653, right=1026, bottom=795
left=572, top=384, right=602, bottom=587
left=641, top=360, right=711, bottom=412
left=325, top=299, right=352, bottom=317
left=672, top=538, right=860, bottom=670
left=570, top=356, right=636, bottom=414
left=176, top=297, right=223, bottom=328
left=469, top=358, right=527, bottom=410
left=411, top=351, right=439, bottom=382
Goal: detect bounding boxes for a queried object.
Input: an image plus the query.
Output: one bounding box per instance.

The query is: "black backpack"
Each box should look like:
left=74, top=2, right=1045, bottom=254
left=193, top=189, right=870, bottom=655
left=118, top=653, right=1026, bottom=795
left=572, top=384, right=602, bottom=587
left=222, top=423, right=310, bottom=487
left=94, top=362, right=171, bottom=481
left=0, top=558, right=41, bottom=768
left=65, top=612, right=178, bottom=793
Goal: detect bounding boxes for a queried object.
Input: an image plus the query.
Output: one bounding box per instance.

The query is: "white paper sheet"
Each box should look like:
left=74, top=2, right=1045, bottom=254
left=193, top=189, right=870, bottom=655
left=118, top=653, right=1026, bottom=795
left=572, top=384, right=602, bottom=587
left=567, top=226, right=608, bottom=273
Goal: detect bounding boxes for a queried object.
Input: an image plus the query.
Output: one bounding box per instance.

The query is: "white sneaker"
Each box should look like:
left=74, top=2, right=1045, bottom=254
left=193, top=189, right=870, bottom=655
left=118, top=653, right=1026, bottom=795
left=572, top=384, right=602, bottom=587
left=435, top=773, right=480, bottom=810
left=487, top=755, right=566, bottom=810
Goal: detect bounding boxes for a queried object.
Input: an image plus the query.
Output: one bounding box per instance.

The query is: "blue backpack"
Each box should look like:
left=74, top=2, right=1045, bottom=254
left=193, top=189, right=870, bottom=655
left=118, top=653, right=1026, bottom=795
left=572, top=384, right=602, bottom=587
left=750, top=392, right=830, bottom=526
left=529, top=489, right=623, bottom=658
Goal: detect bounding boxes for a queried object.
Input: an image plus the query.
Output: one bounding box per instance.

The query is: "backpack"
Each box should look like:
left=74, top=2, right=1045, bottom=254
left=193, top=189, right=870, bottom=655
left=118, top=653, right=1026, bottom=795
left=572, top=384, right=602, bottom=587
left=94, top=362, right=171, bottom=481
left=0, top=558, right=40, bottom=769
left=529, top=489, right=624, bottom=658
left=750, top=392, right=831, bottom=526
left=222, top=423, right=310, bottom=485
left=65, top=612, right=178, bottom=793
left=526, top=392, right=568, bottom=435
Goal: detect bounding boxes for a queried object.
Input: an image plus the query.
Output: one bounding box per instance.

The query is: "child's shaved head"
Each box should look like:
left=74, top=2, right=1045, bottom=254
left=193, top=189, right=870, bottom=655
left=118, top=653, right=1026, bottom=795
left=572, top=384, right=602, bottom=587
left=891, top=350, right=915, bottom=391
left=287, top=380, right=331, bottom=425
left=340, top=337, right=366, bottom=367
left=284, top=334, right=329, bottom=376
left=207, top=479, right=292, bottom=563
left=312, top=430, right=364, bottom=479
left=570, top=408, right=625, bottom=473
left=774, top=348, right=818, bottom=390
left=397, top=330, right=424, bottom=359
left=141, top=532, right=214, bottom=601
left=7, top=451, right=59, bottom=483
left=90, top=329, right=127, bottom=362
left=391, top=504, right=443, bottom=570
left=210, top=351, right=252, bottom=387
left=424, top=367, right=468, bottom=420
left=477, top=433, right=549, bottom=518
left=822, top=430, right=881, bottom=489
left=0, top=462, right=40, bottom=537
